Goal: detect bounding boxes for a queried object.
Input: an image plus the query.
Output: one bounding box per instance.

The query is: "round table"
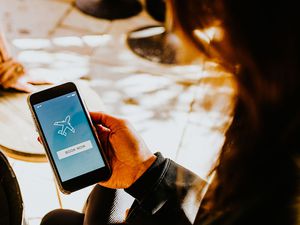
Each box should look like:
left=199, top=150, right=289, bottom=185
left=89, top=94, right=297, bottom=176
left=0, top=80, right=105, bottom=162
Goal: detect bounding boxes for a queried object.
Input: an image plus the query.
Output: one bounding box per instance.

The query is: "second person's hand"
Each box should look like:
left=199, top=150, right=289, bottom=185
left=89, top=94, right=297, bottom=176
left=90, top=112, right=157, bottom=189
left=0, top=59, right=53, bottom=92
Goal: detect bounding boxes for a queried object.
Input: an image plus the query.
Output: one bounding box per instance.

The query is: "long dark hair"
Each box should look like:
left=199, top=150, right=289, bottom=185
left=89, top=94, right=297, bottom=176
left=173, top=0, right=299, bottom=223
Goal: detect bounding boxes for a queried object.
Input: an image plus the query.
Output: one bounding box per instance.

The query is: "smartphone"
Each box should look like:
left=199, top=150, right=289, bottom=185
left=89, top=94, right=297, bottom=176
left=28, top=82, right=111, bottom=194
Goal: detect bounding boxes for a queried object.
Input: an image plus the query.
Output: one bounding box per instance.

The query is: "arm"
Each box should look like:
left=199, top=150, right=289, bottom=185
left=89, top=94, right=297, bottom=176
left=0, top=27, right=10, bottom=61
left=90, top=112, right=207, bottom=225
left=125, top=153, right=206, bottom=225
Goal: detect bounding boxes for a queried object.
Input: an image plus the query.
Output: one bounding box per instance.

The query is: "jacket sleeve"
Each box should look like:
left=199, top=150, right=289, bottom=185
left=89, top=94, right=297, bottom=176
left=124, top=153, right=207, bottom=225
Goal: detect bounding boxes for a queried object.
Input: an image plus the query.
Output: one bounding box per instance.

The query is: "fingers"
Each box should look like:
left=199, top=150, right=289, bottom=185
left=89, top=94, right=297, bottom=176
left=26, top=78, right=52, bottom=85
left=25, top=74, right=53, bottom=85
left=0, top=62, right=18, bottom=84
left=0, top=60, right=14, bottom=75
left=96, top=124, right=110, bottom=135
left=10, top=81, right=36, bottom=93
left=95, top=124, right=115, bottom=163
left=0, top=60, right=25, bottom=89
left=90, top=112, right=126, bottom=130
left=1, top=73, right=21, bottom=89
left=0, top=59, right=40, bottom=92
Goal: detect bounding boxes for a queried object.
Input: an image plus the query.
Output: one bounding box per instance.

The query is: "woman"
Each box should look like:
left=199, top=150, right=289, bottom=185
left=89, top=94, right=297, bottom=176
left=41, top=0, right=299, bottom=224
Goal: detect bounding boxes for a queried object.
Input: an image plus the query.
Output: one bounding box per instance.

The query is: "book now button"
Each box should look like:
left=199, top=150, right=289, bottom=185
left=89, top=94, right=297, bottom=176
left=57, top=140, right=93, bottom=160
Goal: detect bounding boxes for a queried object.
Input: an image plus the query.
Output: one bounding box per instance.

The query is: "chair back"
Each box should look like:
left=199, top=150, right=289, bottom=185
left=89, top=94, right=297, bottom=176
left=0, top=151, right=24, bottom=225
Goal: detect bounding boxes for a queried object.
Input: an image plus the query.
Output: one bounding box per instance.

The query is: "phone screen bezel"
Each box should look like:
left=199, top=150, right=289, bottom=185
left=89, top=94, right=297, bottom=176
left=29, top=82, right=111, bottom=193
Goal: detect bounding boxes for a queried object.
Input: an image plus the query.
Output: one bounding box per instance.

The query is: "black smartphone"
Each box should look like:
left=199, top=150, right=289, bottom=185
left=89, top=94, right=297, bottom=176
left=28, top=82, right=111, bottom=194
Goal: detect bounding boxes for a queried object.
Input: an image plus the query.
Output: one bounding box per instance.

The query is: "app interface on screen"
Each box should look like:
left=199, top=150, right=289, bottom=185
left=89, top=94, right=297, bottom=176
left=34, top=91, right=105, bottom=182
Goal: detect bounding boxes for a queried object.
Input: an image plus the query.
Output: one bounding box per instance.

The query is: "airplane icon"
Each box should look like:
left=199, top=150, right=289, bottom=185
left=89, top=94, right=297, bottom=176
left=53, top=115, right=75, bottom=136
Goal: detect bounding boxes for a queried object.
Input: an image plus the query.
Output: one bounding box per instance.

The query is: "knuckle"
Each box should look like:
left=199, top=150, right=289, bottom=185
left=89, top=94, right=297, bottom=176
left=119, top=118, right=129, bottom=126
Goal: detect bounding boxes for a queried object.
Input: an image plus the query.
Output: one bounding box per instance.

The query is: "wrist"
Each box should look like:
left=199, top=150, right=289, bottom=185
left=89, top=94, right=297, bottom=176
left=134, top=154, right=157, bottom=183
left=125, top=152, right=166, bottom=201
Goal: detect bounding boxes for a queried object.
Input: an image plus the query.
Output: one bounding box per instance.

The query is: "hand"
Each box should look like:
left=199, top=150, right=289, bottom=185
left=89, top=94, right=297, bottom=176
left=0, top=59, right=52, bottom=92
left=90, top=112, right=157, bottom=189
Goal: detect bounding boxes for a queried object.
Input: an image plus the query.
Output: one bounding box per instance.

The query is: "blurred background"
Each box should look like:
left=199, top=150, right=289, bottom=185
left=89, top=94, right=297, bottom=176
left=0, top=0, right=235, bottom=224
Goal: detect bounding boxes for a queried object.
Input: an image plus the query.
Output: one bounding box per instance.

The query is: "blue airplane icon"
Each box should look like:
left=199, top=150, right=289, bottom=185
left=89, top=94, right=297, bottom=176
left=53, top=115, right=75, bottom=136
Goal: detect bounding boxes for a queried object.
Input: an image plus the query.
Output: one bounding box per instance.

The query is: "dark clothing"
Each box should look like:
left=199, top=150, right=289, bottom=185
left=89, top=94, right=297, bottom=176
left=0, top=151, right=24, bottom=225
left=41, top=153, right=206, bottom=225
left=41, top=153, right=297, bottom=225
left=124, top=152, right=206, bottom=225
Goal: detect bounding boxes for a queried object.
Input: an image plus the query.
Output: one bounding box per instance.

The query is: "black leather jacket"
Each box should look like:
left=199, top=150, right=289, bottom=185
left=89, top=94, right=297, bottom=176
left=123, top=153, right=297, bottom=225
left=125, top=152, right=207, bottom=225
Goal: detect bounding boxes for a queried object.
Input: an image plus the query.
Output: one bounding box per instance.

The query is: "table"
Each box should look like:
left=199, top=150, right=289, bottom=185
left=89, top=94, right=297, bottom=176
left=0, top=80, right=105, bottom=162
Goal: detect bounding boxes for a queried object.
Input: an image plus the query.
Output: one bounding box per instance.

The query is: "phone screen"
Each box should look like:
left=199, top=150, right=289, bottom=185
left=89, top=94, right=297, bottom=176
left=33, top=91, right=105, bottom=182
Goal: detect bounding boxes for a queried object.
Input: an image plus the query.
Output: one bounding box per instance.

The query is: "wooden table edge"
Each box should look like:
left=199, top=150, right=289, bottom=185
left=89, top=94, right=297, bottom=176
left=0, top=145, right=47, bottom=163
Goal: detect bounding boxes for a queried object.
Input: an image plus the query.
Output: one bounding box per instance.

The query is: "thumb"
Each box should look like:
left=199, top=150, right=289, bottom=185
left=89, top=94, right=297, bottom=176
left=95, top=124, right=111, bottom=152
